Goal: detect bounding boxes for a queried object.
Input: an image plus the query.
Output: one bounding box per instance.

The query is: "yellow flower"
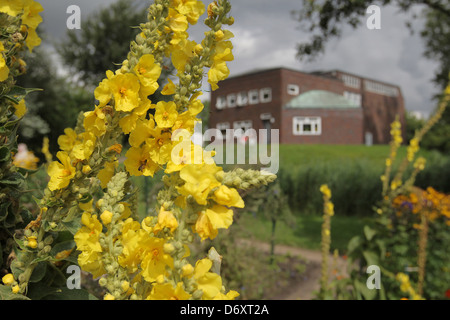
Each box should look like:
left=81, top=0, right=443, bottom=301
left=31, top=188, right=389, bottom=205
left=22, top=0, right=44, bottom=29
left=213, top=290, right=240, bottom=300
left=141, top=237, right=174, bottom=282
left=57, top=128, right=78, bottom=152
left=212, top=185, right=244, bottom=208
left=11, top=285, right=20, bottom=294
left=84, top=106, right=107, bottom=136
left=195, top=205, right=233, bottom=240
left=104, top=293, right=115, bottom=300
left=0, top=0, right=24, bottom=16
left=171, top=39, right=197, bottom=73
left=178, top=163, right=222, bottom=205
left=25, top=27, right=41, bottom=52
left=2, top=273, right=15, bottom=286
left=319, top=184, right=331, bottom=198
left=161, top=78, right=176, bottom=96
left=193, top=258, right=222, bottom=300
left=146, top=282, right=191, bottom=300
left=208, top=60, right=229, bottom=91
left=79, top=199, right=94, bottom=213
left=119, top=99, right=152, bottom=134
left=108, top=73, right=141, bottom=112
left=13, top=99, right=26, bottom=117
left=94, top=71, right=114, bottom=107
left=71, top=132, right=96, bottom=160
left=172, top=0, right=205, bottom=25
left=100, top=210, right=113, bottom=225
left=47, top=151, right=76, bottom=191
left=97, top=160, right=118, bottom=189
left=26, top=235, right=38, bottom=248
left=154, top=101, right=178, bottom=128
left=133, top=54, right=161, bottom=97
left=124, top=144, right=159, bottom=177
left=153, top=207, right=178, bottom=234
left=128, top=117, right=155, bottom=148
left=147, top=129, right=173, bottom=165
left=74, top=213, right=106, bottom=278
left=118, top=219, right=150, bottom=273
left=0, top=43, right=9, bottom=82
left=167, top=8, right=188, bottom=33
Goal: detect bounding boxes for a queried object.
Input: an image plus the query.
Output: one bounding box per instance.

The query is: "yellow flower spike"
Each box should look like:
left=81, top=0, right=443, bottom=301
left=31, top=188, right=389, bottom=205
left=100, top=210, right=113, bottom=225
left=2, top=273, right=14, bottom=286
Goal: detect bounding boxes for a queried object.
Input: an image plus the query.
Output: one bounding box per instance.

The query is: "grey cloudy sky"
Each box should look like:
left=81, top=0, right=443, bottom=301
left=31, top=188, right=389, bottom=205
left=38, top=0, right=440, bottom=116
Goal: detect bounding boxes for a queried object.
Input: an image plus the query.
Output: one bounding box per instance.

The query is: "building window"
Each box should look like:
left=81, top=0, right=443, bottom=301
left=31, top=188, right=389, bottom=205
left=287, top=84, right=299, bottom=95
left=364, top=80, right=398, bottom=97
left=227, top=94, right=237, bottom=108
left=248, top=90, right=259, bottom=105
left=293, top=117, right=321, bottom=135
left=343, top=91, right=362, bottom=107
left=216, top=122, right=230, bottom=139
left=237, top=91, right=248, bottom=107
left=233, top=120, right=252, bottom=132
left=341, top=74, right=361, bottom=89
left=260, top=88, right=272, bottom=103
left=216, top=96, right=226, bottom=110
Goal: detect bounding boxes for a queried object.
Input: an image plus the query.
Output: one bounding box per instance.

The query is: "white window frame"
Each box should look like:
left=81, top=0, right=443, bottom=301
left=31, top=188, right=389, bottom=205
left=293, top=117, right=321, bottom=136
left=343, top=91, right=362, bottom=107
left=216, top=96, right=226, bottom=110
left=233, top=120, right=253, bottom=137
left=259, top=88, right=272, bottom=103
left=237, top=91, right=248, bottom=107
left=248, top=90, right=259, bottom=105
left=227, top=94, right=237, bottom=108
left=287, top=84, right=299, bottom=95
left=217, top=122, right=230, bottom=130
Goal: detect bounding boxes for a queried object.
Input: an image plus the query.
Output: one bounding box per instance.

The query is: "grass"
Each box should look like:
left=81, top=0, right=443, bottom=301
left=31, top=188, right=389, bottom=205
left=239, top=212, right=373, bottom=253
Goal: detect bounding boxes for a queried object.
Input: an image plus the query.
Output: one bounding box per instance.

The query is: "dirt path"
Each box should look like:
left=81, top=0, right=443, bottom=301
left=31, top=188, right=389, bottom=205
left=237, top=239, right=347, bottom=300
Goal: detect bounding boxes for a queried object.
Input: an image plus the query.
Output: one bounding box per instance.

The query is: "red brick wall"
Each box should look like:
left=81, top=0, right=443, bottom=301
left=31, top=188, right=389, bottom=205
left=209, top=69, right=283, bottom=134
left=210, top=67, right=405, bottom=145
left=281, top=108, right=364, bottom=144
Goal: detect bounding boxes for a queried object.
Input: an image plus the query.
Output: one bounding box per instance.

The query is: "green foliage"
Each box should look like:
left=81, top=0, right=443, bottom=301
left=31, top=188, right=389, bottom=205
left=57, top=0, right=148, bottom=86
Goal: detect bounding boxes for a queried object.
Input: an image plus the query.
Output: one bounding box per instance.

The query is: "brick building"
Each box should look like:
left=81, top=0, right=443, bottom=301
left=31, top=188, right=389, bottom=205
left=209, top=67, right=406, bottom=144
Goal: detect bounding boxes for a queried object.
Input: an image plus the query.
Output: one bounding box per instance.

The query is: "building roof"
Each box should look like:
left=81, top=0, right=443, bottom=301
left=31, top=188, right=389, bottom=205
left=284, top=90, right=360, bottom=109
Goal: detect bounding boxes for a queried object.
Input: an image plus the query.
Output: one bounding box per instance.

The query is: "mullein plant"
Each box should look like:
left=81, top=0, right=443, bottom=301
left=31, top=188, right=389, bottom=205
left=318, top=184, right=334, bottom=299
left=0, top=0, right=43, bottom=296
left=1, top=0, right=276, bottom=300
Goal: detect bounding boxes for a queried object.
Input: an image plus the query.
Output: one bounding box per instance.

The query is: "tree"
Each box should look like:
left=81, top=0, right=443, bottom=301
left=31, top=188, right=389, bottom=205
left=57, top=0, right=148, bottom=87
left=293, top=0, right=450, bottom=152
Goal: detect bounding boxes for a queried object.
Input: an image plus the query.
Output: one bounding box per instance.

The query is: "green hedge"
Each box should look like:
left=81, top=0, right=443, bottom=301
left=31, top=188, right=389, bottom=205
left=278, top=151, right=450, bottom=216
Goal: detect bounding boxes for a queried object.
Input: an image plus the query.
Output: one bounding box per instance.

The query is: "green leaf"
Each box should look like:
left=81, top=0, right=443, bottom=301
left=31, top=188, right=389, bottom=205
left=40, top=287, right=97, bottom=300
left=29, top=261, right=47, bottom=283
left=61, top=218, right=81, bottom=235
left=362, top=250, right=379, bottom=266
left=364, top=225, right=376, bottom=241
left=0, top=285, right=29, bottom=300
left=347, top=235, right=362, bottom=253
left=354, top=280, right=377, bottom=300
left=3, top=86, right=42, bottom=104
left=0, top=146, right=11, bottom=162
left=50, top=240, right=75, bottom=259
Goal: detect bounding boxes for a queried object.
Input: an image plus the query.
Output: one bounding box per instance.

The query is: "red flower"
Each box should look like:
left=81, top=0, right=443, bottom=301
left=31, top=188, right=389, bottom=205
left=445, top=289, right=450, bottom=299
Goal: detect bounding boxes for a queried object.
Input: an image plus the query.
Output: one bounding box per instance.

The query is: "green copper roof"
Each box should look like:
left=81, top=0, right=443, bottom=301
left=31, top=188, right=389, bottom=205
left=284, top=90, right=360, bottom=109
